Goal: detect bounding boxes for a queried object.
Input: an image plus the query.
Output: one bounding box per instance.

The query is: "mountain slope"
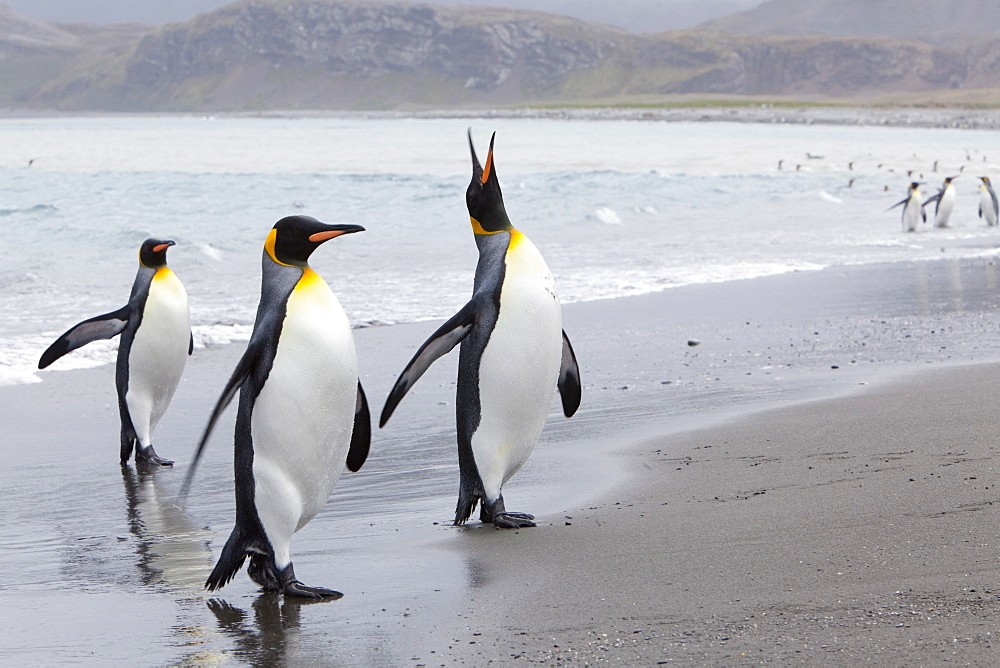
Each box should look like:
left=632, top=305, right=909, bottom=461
left=4, top=0, right=1000, bottom=111
left=702, top=0, right=1000, bottom=43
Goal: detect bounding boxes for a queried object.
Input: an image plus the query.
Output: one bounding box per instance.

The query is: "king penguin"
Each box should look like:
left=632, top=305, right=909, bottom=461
left=886, top=182, right=926, bottom=233
left=380, top=131, right=582, bottom=529
left=979, top=176, right=999, bottom=227
left=923, top=176, right=958, bottom=228
left=183, top=215, right=370, bottom=599
left=39, top=238, right=192, bottom=467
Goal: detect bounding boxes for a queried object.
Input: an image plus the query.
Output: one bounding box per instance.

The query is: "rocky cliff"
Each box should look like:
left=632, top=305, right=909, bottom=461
left=3, top=0, right=1000, bottom=111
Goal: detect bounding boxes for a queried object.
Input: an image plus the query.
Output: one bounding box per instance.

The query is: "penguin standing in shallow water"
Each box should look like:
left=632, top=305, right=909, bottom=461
left=380, top=131, right=581, bottom=528
left=39, top=239, right=191, bottom=467
left=923, top=176, right=958, bottom=228
left=979, top=176, right=998, bottom=227
left=184, top=215, right=369, bottom=599
left=886, top=182, right=926, bottom=232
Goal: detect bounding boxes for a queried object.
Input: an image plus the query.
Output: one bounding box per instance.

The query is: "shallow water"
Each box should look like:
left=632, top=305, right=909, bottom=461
left=6, top=254, right=1000, bottom=664
left=6, top=116, right=1000, bottom=663
left=4, top=115, right=1000, bottom=383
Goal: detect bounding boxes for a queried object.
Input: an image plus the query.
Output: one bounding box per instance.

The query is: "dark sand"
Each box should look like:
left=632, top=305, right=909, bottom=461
left=432, top=362, right=1000, bottom=665
left=5, top=255, right=1000, bottom=664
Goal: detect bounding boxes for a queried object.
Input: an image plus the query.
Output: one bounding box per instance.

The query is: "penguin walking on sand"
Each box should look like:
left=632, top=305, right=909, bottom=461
left=923, top=176, right=958, bottom=228
left=886, top=182, right=926, bottom=233
left=183, top=215, right=370, bottom=599
left=39, top=239, right=191, bottom=467
left=979, top=176, right=999, bottom=227
left=380, top=131, right=581, bottom=529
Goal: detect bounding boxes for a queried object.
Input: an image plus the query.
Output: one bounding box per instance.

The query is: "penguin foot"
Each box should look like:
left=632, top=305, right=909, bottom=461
left=480, top=495, right=536, bottom=528
left=136, top=445, right=174, bottom=467
left=266, top=562, right=343, bottom=600
left=283, top=580, right=343, bottom=600
left=492, top=512, right=537, bottom=529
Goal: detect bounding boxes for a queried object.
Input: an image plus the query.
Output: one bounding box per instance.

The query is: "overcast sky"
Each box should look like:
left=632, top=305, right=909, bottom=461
left=1, top=0, right=764, bottom=33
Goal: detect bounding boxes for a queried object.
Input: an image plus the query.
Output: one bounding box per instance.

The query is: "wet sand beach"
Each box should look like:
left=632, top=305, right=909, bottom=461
left=5, top=255, right=1000, bottom=663
left=434, top=362, right=1000, bottom=665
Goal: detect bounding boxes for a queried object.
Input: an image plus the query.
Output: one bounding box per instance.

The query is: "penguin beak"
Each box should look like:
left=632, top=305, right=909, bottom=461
left=468, top=128, right=483, bottom=178
left=481, top=132, right=496, bottom=185
left=308, top=225, right=365, bottom=243
left=152, top=241, right=175, bottom=253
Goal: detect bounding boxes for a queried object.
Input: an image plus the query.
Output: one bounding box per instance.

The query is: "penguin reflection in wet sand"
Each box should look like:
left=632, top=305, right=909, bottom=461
left=886, top=182, right=926, bottom=232
left=923, top=176, right=958, bottom=229
left=184, top=215, right=370, bottom=599
left=979, top=176, right=999, bottom=227
left=39, top=239, right=191, bottom=467
left=380, top=131, right=581, bottom=529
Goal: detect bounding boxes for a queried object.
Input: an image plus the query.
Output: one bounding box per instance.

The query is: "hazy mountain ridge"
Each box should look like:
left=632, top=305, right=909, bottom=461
left=702, top=0, right=1000, bottom=43
left=4, top=0, right=1000, bottom=111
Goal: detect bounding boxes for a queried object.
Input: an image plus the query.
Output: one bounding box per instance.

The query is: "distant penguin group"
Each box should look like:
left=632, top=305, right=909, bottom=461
left=37, top=131, right=581, bottom=598
left=886, top=175, right=998, bottom=232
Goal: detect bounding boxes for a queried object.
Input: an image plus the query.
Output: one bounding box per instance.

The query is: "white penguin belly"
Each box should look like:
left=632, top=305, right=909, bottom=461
left=125, top=269, right=190, bottom=446
left=936, top=188, right=954, bottom=227
left=981, top=189, right=997, bottom=226
left=251, top=270, right=357, bottom=567
left=903, top=196, right=922, bottom=231
left=472, top=233, right=562, bottom=502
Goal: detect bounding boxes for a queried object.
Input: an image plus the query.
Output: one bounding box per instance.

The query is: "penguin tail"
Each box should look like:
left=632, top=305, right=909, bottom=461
left=206, top=527, right=250, bottom=591
left=119, top=417, right=137, bottom=464
left=453, top=476, right=484, bottom=526
left=454, top=493, right=478, bottom=526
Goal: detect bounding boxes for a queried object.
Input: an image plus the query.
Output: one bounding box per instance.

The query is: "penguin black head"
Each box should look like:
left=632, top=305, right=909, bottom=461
left=982, top=176, right=992, bottom=185
left=139, top=238, right=175, bottom=269
left=466, top=130, right=512, bottom=235
left=265, top=215, right=364, bottom=267
left=944, top=176, right=958, bottom=184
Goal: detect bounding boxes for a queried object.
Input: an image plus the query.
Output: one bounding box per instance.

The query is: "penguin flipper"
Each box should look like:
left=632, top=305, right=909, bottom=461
left=884, top=199, right=907, bottom=213
left=205, top=527, right=250, bottom=591
left=922, top=192, right=941, bottom=208
left=179, top=343, right=257, bottom=501
left=558, top=330, right=582, bottom=418
left=346, top=381, right=370, bottom=472
left=379, top=302, right=476, bottom=427
left=189, top=332, right=194, bottom=355
left=38, top=306, right=130, bottom=369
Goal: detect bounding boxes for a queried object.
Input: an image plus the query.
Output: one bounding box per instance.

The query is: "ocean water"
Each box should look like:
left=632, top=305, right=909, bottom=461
left=5, top=113, right=1000, bottom=664
left=3, top=114, right=1000, bottom=384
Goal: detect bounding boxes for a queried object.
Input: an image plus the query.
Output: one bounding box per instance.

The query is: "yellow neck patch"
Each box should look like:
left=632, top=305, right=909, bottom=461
left=297, top=266, right=323, bottom=288
left=470, top=217, right=518, bottom=237
left=152, top=267, right=173, bottom=281
left=264, top=228, right=294, bottom=266
left=470, top=217, right=498, bottom=235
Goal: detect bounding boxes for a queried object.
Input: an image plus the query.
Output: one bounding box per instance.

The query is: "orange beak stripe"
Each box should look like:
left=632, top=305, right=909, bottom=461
left=152, top=243, right=171, bottom=253
left=309, top=230, right=344, bottom=243
left=481, top=147, right=493, bottom=184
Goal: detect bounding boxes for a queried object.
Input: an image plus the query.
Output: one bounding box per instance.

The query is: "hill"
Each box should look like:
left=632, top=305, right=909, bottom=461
left=701, top=0, right=1000, bottom=44
left=3, top=0, right=1000, bottom=111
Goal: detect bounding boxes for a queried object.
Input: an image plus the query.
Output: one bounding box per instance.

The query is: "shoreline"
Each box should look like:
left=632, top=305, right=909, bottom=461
left=6, top=256, right=1000, bottom=662
left=4, top=104, right=1000, bottom=130
left=428, top=360, right=1000, bottom=664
